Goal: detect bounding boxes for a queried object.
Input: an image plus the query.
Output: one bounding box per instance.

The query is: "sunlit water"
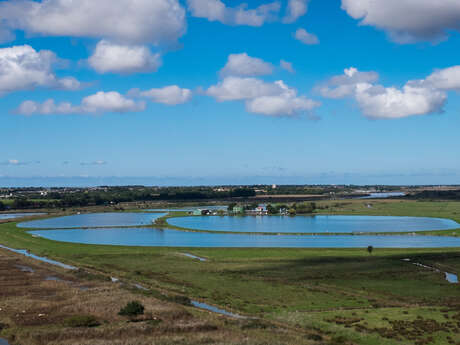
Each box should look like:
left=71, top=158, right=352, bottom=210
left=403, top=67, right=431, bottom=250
left=18, top=212, right=166, bottom=228
left=28, top=228, right=460, bottom=248
left=167, top=215, right=459, bottom=234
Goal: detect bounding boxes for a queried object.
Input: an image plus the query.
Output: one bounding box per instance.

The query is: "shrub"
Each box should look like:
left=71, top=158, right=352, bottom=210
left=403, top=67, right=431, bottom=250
left=119, top=301, right=145, bottom=316
left=63, top=315, right=100, bottom=328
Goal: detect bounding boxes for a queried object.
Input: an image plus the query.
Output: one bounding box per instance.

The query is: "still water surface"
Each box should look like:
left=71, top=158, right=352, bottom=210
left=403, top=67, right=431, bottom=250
left=0, top=213, right=45, bottom=220
left=167, top=215, right=459, bottom=234
left=28, top=228, right=460, bottom=248
left=18, top=212, right=166, bottom=228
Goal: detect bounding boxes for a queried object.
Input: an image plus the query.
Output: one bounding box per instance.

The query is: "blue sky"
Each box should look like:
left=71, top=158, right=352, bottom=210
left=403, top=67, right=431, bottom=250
left=1, top=0, right=460, bottom=186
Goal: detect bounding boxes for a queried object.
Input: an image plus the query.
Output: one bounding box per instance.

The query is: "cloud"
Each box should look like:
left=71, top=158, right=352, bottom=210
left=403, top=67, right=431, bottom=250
left=341, top=0, right=460, bottom=43
left=80, top=160, right=107, bottom=166
left=15, top=91, right=145, bottom=115
left=88, top=41, right=162, bottom=74
left=294, top=28, right=319, bottom=45
left=354, top=83, right=446, bottom=119
left=0, top=159, right=39, bottom=166
left=0, top=0, right=186, bottom=45
left=421, top=66, right=460, bottom=91
left=81, top=92, right=146, bottom=113
left=187, top=0, right=280, bottom=26
left=135, top=85, right=192, bottom=105
left=0, top=45, right=81, bottom=95
left=206, top=76, right=282, bottom=101
left=206, top=77, right=319, bottom=116
left=219, top=53, right=273, bottom=77
left=245, top=80, right=320, bottom=116
left=316, top=67, right=379, bottom=98
left=280, top=60, right=295, bottom=73
left=317, top=67, right=448, bottom=119
left=283, top=0, right=309, bottom=23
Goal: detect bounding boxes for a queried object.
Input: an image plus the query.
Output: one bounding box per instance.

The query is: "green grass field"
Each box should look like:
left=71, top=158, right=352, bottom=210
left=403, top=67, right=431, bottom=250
left=0, top=199, right=459, bottom=344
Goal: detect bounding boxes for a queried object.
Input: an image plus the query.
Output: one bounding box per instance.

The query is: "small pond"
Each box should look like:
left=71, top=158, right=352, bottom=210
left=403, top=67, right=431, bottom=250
left=0, top=213, right=45, bottom=220
left=18, top=212, right=166, bottom=229
left=167, top=215, right=459, bottom=234
left=358, top=192, right=405, bottom=199
left=28, top=228, right=460, bottom=248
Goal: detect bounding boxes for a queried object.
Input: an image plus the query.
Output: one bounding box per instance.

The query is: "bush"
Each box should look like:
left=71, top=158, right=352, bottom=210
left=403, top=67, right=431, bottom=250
left=119, top=301, right=145, bottom=316
left=63, top=315, right=100, bottom=328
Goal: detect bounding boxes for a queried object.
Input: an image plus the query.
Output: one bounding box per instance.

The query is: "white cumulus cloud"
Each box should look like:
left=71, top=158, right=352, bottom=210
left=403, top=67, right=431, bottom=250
left=187, top=0, right=280, bottom=26
left=220, top=53, right=273, bottom=77
left=283, top=0, right=309, bottom=23
left=317, top=67, right=379, bottom=98
left=341, top=0, right=460, bottom=43
left=88, top=41, right=162, bottom=74
left=206, top=76, right=282, bottom=101
left=246, top=80, right=319, bottom=116
left=422, top=66, right=460, bottom=91
left=137, top=85, right=192, bottom=105
left=206, top=76, right=319, bottom=117
left=82, top=91, right=145, bottom=113
left=0, top=45, right=81, bottom=95
left=317, top=67, right=450, bottom=119
left=354, top=83, right=446, bottom=119
left=0, top=0, right=186, bottom=45
left=294, top=28, right=319, bottom=45
left=15, top=91, right=145, bottom=115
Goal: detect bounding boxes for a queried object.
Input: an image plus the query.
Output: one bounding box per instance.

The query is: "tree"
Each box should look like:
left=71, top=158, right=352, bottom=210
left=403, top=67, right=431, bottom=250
left=367, top=245, right=374, bottom=255
left=227, top=202, right=237, bottom=212
left=0, top=201, right=5, bottom=211
left=119, top=301, right=144, bottom=316
left=266, top=204, right=277, bottom=214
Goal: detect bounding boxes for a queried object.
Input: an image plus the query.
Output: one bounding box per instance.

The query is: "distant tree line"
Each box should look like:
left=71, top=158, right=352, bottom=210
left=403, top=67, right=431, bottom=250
left=407, top=190, right=460, bottom=200
left=5, top=187, right=257, bottom=209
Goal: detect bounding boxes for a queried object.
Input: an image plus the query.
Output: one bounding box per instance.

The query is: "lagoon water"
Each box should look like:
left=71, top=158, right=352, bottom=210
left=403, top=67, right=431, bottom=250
left=18, top=212, right=166, bottom=229
left=358, top=192, right=405, bottom=199
left=167, top=215, right=459, bottom=234
left=0, top=213, right=45, bottom=220
left=28, top=228, right=460, bottom=248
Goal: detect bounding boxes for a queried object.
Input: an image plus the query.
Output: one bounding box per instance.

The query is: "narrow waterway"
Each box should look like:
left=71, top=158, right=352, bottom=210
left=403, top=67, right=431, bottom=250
left=0, top=244, right=76, bottom=270
left=191, top=300, right=245, bottom=319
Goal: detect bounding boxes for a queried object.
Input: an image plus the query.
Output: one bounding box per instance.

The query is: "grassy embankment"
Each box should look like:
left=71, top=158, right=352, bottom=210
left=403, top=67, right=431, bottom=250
left=0, top=199, right=459, bottom=344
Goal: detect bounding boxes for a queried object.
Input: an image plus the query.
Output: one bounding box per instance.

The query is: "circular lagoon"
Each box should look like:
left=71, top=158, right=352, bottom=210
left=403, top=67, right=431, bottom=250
left=28, top=228, right=460, bottom=248
left=18, top=212, right=166, bottom=229
left=167, top=215, right=459, bottom=234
